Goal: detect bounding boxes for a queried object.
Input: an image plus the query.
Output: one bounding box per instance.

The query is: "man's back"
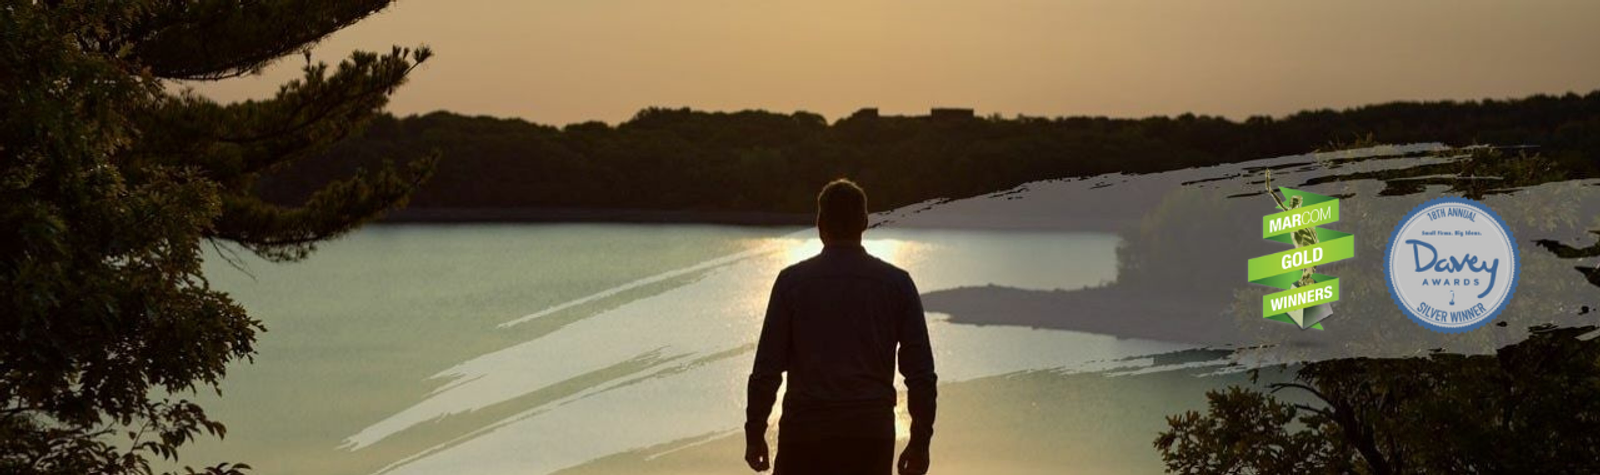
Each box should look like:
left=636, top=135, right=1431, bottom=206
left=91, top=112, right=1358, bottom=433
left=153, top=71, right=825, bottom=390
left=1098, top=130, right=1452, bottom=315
left=746, top=243, right=937, bottom=473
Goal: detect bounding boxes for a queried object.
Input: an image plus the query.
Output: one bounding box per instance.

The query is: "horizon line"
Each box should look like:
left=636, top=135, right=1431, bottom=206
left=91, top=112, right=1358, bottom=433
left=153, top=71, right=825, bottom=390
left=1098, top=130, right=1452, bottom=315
left=380, top=88, right=1600, bottom=128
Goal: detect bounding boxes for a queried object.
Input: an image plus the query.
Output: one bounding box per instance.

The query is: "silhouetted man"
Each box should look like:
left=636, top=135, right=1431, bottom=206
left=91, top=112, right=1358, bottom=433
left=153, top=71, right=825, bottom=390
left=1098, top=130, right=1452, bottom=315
left=745, top=179, right=937, bottom=475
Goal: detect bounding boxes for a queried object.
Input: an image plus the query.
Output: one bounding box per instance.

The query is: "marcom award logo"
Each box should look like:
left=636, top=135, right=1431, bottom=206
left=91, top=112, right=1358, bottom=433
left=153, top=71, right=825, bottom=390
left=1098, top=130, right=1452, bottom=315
left=1384, top=197, right=1519, bottom=333
left=1247, top=187, right=1355, bottom=329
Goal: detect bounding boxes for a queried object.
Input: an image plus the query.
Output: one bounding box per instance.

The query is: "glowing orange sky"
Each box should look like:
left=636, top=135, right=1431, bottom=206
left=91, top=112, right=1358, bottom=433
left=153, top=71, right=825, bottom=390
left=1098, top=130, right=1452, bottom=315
left=186, top=0, right=1600, bottom=125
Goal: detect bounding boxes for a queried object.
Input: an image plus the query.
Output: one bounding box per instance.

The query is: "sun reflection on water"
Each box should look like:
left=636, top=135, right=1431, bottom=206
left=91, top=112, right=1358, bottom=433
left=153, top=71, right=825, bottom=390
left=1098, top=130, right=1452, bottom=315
left=778, top=237, right=919, bottom=266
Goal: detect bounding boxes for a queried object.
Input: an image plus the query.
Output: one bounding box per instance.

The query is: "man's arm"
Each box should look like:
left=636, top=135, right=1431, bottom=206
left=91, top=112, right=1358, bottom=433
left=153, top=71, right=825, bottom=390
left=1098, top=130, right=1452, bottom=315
left=898, top=273, right=937, bottom=451
left=745, top=273, right=791, bottom=470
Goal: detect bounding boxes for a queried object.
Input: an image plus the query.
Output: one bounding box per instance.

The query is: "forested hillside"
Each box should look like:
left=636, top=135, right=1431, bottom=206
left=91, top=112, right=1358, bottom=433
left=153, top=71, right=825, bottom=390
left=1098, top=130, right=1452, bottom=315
left=257, top=91, right=1600, bottom=222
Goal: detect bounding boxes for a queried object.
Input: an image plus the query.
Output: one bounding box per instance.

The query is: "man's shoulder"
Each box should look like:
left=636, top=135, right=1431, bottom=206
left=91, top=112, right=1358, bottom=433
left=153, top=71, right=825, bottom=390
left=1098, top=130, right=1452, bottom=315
left=772, top=259, right=808, bottom=287
left=779, top=252, right=911, bottom=286
left=866, top=256, right=912, bottom=281
left=864, top=257, right=918, bottom=297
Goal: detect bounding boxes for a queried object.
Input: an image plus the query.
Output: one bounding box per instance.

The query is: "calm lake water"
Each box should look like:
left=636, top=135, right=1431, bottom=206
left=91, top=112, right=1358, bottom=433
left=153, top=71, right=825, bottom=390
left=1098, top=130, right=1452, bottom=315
left=179, top=223, right=1247, bottom=475
left=162, top=144, right=1600, bottom=474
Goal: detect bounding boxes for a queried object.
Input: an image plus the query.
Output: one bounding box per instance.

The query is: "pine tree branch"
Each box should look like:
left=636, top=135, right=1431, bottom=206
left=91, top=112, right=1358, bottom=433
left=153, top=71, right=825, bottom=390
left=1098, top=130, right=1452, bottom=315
left=132, top=0, right=397, bottom=81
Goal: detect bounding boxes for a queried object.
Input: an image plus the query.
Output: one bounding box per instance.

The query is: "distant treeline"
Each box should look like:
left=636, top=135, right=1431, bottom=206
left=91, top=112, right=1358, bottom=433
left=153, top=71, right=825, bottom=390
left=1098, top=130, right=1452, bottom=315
left=257, top=91, right=1600, bottom=220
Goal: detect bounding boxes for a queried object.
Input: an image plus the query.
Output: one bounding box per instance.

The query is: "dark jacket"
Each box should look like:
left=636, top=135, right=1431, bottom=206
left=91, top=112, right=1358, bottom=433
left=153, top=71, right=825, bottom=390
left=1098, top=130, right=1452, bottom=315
left=745, top=243, right=937, bottom=447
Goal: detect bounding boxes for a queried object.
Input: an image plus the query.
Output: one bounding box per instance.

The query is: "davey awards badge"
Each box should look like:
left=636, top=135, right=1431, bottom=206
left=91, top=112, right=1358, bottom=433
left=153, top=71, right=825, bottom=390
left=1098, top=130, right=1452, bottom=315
left=1247, top=187, right=1355, bottom=330
left=1384, top=197, right=1519, bottom=333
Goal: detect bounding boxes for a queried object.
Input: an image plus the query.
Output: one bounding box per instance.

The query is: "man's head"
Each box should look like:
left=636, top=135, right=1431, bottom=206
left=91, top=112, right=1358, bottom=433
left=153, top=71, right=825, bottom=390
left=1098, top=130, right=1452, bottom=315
left=816, top=179, right=868, bottom=243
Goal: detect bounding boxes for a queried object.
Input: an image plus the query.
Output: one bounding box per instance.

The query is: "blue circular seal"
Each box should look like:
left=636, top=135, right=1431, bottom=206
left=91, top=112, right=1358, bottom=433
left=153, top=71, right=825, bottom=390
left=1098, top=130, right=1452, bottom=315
left=1384, top=197, right=1519, bottom=333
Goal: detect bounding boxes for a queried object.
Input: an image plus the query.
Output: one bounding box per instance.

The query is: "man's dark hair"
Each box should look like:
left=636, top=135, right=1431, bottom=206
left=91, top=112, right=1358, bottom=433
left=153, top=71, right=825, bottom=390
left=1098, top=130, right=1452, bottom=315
left=817, top=179, right=868, bottom=241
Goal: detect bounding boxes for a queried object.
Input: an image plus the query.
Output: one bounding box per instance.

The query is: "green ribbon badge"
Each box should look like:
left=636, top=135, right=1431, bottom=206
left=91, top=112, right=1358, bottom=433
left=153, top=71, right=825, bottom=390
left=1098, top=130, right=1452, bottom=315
left=1246, top=187, right=1354, bottom=329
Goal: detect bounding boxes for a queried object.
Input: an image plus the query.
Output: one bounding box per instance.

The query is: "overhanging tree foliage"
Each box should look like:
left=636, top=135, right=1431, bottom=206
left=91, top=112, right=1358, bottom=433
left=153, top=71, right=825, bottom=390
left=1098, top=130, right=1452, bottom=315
left=1, top=2, right=434, bottom=473
left=1155, top=326, right=1600, bottom=474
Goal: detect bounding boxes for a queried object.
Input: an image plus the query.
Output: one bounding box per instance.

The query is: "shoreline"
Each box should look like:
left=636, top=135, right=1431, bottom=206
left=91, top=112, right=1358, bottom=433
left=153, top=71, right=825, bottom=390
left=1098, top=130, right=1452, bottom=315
left=378, top=206, right=1144, bottom=232
left=380, top=207, right=815, bottom=226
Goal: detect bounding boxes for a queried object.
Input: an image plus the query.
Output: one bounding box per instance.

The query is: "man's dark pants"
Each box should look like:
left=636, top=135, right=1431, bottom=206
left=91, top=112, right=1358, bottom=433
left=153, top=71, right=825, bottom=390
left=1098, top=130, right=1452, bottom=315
left=774, top=436, right=895, bottom=475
